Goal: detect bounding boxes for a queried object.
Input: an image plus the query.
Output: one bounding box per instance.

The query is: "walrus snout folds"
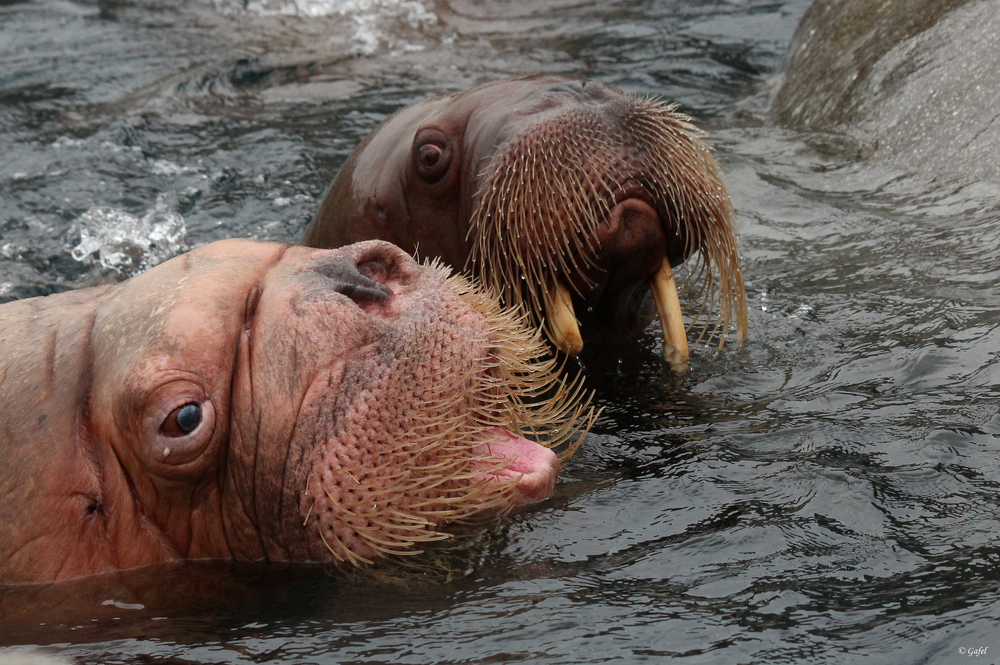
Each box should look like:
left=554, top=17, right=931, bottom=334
left=0, top=239, right=594, bottom=583
left=305, top=75, right=748, bottom=370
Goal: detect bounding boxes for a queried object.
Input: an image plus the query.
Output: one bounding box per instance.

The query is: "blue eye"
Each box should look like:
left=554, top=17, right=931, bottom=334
left=176, top=404, right=201, bottom=432
left=161, top=402, right=202, bottom=437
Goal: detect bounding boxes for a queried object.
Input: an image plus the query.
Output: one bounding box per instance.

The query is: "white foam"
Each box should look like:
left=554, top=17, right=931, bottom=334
left=70, top=194, right=187, bottom=276
left=51, top=136, right=142, bottom=154
left=149, top=159, right=193, bottom=176
left=243, top=0, right=432, bottom=20
left=238, top=0, right=436, bottom=55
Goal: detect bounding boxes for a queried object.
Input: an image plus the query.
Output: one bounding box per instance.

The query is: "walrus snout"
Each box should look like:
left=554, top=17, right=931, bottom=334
left=304, top=240, right=428, bottom=316
left=593, top=199, right=668, bottom=273
left=583, top=197, right=690, bottom=368
left=310, top=252, right=393, bottom=306
left=469, top=91, right=745, bottom=367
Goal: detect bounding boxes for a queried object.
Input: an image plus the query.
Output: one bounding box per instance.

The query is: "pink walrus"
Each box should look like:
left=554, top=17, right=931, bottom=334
left=0, top=239, right=592, bottom=583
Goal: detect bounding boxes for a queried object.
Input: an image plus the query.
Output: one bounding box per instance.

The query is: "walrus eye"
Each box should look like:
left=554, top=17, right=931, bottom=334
left=418, top=144, right=443, bottom=168
left=161, top=402, right=202, bottom=437
left=412, top=129, right=452, bottom=184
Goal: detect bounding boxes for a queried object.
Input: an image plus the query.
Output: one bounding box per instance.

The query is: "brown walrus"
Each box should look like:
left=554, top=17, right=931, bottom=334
left=305, top=75, right=748, bottom=371
left=0, top=239, right=593, bottom=584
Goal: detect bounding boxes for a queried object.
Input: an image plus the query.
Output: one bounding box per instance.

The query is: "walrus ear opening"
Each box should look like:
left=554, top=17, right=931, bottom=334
left=412, top=128, right=453, bottom=185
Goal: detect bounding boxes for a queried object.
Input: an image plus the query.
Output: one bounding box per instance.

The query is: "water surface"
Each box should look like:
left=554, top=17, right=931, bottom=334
left=2, top=0, right=999, bottom=662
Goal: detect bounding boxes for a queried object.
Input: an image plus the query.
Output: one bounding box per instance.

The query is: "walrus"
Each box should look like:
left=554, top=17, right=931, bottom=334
left=305, top=75, right=748, bottom=371
left=0, top=239, right=593, bottom=584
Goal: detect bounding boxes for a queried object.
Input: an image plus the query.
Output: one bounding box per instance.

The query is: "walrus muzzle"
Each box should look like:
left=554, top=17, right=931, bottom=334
left=467, top=95, right=747, bottom=370
left=298, top=264, right=597, bottom=567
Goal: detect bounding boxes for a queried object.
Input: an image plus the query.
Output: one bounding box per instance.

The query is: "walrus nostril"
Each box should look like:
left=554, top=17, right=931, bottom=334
left=312, top=254, right=393, bottom=305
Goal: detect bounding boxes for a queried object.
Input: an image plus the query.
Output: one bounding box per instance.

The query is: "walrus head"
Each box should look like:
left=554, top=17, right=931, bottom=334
left=306, top=76, right=748, bottom=370
left=0, top=239, right=593, bottom=582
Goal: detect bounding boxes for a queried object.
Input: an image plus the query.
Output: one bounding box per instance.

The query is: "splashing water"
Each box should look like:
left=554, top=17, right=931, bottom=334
left=231, top=0, right=437, bottom=55
left=241, top=0, right=434, bottom=20
left=70, top=195, right=187, bottom=277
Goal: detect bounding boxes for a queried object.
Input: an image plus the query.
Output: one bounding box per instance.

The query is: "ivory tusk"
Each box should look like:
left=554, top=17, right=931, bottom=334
left=650, top=258, right=689, bottom=373
left=543, top=280, right=584, bottom=356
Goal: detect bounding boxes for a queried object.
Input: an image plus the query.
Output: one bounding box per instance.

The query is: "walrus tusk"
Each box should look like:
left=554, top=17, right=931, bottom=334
left=543, top=280, right=584, bottom=356
left=651, top=258, right=689, bottom=373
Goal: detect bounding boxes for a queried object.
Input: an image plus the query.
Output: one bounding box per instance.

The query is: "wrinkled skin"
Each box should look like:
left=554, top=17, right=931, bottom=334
left=305, top=75, right=746, bottom=355
left=771, top=0, right=1000, bottom=183
left=0, top=239, right=575, bottom=584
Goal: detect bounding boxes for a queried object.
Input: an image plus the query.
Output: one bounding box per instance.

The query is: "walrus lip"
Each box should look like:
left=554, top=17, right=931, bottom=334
left=472, top=427, right=561, bottom=508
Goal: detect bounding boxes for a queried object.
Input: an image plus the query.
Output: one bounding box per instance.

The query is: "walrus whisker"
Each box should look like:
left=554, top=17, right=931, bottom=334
left=302, top=501, right=314, bottom=527
left=300, top=264, right=595, bottom=567
left=389, top=459, right=459, bottom=474
left=372, top=512, right=436, bottom=528
left=379, top=474, right=457, bottom=496
left=695, top=277, right=721, bottom=347
left=363, top=519, right=432, bottom=538
left=354, top=526, right=447, bottom=552
left=317, top=527, right=348, bottom=564
left=556, top=178, right=596, bottom=263
left=318, top=519, right=368, bottom=566
left=404, top=480, right=518, bottom=511
left=464, top=95, right=747, bottom=359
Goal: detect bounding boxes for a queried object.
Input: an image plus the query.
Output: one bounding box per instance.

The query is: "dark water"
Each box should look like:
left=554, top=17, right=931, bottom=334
left=3, top=0, right=1000, bottom=662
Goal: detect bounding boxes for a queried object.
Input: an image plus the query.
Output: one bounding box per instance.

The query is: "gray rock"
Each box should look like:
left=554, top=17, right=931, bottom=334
left=771, top=0, right=1000, bottom=183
